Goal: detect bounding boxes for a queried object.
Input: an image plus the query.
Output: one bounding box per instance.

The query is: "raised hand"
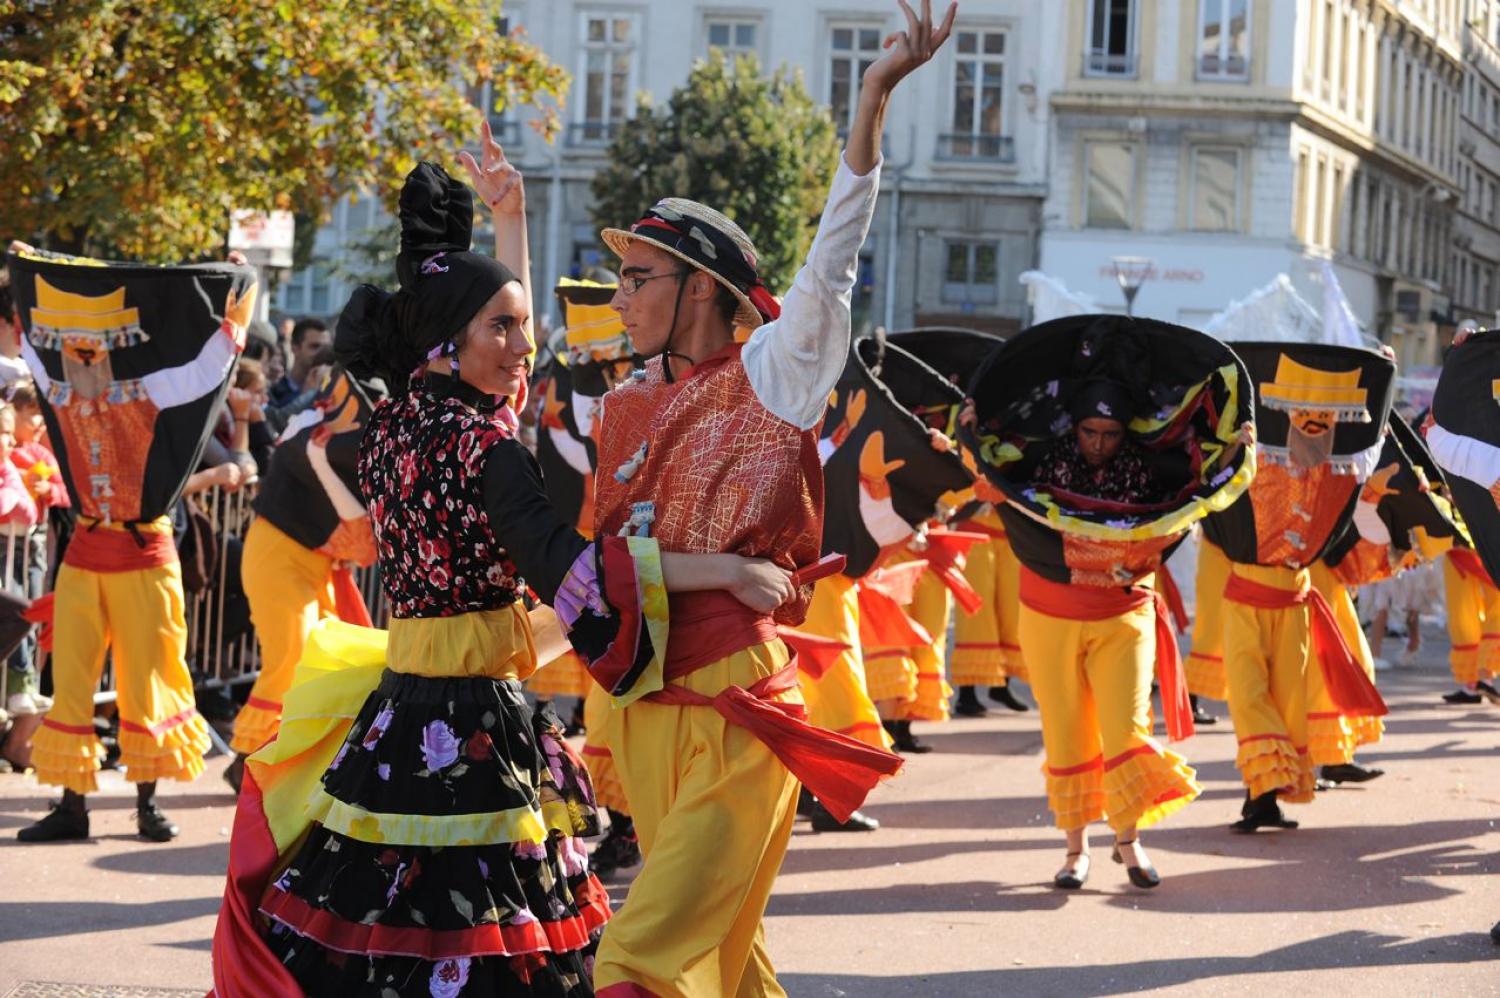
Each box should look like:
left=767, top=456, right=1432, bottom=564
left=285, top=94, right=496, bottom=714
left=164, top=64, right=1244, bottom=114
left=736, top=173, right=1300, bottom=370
left=865, top=0, right=958, bottom=94
left=458, top=119, right=524, bottom=216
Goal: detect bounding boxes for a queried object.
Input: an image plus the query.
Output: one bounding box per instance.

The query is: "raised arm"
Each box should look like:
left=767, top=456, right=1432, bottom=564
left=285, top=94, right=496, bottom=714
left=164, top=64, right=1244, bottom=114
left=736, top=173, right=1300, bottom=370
left=460, top=120, right=533, bottom=344
left=741, top=0, right=957, bottom=431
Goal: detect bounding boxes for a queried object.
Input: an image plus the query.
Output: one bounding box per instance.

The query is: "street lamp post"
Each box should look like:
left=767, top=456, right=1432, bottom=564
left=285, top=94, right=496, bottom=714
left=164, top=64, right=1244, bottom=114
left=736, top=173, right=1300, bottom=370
left=1111, top=256, right=1154, bottom=317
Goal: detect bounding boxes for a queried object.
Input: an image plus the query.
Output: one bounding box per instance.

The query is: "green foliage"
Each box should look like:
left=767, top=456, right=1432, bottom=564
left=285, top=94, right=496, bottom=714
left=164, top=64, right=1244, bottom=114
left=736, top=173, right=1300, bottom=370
left=0, top=0, right=566, bottom=262
left=589, top=51, right=841, bottom=296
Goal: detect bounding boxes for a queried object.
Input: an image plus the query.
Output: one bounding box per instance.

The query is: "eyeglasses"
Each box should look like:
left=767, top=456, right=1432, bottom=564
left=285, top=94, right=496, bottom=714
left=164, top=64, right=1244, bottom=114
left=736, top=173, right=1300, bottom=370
left=618, top=271, right=688, bottom=296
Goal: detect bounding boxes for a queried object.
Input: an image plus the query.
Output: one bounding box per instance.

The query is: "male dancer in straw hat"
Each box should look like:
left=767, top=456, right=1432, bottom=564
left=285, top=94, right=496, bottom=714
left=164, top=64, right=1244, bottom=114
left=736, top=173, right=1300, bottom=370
left=578, top=4, right=956, bottom=993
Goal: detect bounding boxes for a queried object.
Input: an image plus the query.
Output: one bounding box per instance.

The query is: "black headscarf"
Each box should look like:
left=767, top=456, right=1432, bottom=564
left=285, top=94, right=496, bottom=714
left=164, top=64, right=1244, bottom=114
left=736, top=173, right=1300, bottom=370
left=336, top=162, right=517, bottom=390
left=1070, top=378, right=1134, bottom=424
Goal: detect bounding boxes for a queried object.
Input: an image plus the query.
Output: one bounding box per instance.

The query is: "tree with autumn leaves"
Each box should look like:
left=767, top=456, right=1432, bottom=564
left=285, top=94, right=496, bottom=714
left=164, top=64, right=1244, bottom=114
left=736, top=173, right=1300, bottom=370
left=0, top=1, right=564, bottom=262
left=590, top=52, right=842, bottom=297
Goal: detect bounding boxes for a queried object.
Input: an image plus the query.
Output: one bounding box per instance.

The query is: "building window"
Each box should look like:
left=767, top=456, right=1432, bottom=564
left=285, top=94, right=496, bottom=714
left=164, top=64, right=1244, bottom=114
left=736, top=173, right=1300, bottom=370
left=705, top=15, right=759, bottom=61
left=1085, top=0, right=1138, bottom=77
left=829, top=24, right=883, bottom=137
left=942, top=241, right=1000, bottom=305
left=573, top=12, right=638, bottom=145
left=466, top=15, right=518, bottom=142
left=1198, top=0, right=1249, bottom=80
left=1084, top=141, right=1137, bottom=229
left=1190, top=146, right=1242, bottom=231
left=940, top=28, right=1013, bottom=161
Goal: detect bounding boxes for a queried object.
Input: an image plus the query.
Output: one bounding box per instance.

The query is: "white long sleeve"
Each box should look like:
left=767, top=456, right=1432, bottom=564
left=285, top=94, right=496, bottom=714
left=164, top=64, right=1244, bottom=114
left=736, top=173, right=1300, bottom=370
left=141, top=329, right=237, bottom=410
left=1427, top=422, right=1500, bottom=489
left=741, top=154, right=882, bottom=431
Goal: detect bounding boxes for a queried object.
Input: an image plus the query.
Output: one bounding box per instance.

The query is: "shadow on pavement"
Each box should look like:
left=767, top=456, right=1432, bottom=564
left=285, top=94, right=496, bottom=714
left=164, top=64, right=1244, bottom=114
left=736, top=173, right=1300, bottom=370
left=92, top=842, right=228, bottom=878
left=767, top=879, right=1068, bottom=917
left=780, top=931, right=1494, bottom=997
left=0, top=897, right=221, bottom=944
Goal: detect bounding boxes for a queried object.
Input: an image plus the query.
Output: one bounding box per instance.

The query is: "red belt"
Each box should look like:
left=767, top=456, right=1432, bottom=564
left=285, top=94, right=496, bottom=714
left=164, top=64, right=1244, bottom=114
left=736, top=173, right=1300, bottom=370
left=1019, top=566, right=1194, bottom=742
left=64, top=524, right=177, bottom=573
left=643, top=661, right=902, bottom=824
left=664, top=591, right=780, bottom=680
left=1223, top=572, right=1387, bottom=717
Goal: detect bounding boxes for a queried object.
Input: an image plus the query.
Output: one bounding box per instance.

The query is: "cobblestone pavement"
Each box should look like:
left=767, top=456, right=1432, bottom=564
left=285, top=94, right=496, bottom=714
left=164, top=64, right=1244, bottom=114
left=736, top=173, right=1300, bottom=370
left=0, top=622, right=1496, bottom=995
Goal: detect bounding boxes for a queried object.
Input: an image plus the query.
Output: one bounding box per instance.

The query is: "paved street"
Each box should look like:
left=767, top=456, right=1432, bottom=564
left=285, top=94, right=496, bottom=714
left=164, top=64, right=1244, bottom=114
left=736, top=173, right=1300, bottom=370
left=1, top=635, right=1497, bottom=996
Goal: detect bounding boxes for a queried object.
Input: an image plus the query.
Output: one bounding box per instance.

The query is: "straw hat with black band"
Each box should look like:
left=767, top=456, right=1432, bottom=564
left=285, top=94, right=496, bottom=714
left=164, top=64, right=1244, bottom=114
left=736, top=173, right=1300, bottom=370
left=601, top=199, right=780, bottom=382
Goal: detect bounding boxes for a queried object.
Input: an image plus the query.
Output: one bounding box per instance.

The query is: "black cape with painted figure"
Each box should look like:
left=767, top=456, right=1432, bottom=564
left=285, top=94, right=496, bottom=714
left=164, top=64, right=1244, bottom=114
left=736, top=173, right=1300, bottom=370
left=1202, top=341, right=1395, bottom=568
left=533, top=353, right=595, bottom=531
left=1430, top=330, right=1500, bottom=583
left=6, top=247, right=257, bottom=523
left=958, top=314, right=1253, bottom=586
left=1322, top=413, right=1462, bottom=581
left=819, top=335, right=972, bottom=579
left=254, top=365, right=386, bottom=552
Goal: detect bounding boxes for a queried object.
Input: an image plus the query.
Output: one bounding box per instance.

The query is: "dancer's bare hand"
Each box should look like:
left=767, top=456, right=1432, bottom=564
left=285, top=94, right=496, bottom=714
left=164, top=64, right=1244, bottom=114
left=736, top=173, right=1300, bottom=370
left=864, top=0, right=958, bottom=93
left=728, top=559, right=797, bottom=614
left=459, top=120, right=525, bottom=216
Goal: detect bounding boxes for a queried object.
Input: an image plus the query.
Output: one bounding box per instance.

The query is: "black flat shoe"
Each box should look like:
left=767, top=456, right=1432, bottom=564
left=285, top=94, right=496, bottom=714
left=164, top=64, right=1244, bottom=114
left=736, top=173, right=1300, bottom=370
left=809, top=797, right=879, bottom=832
left=17, top=802, right=89, bottom=842
left=136, top=804, right=179, bottom=842
left=1053, top=851, right=1090, bottom=889
left=589, top=825, right=641, bottom=878
left=1320, top=763, right=1385, bottom=784
left=1477, top=680, right=1500, bottom=706
left=1112, top=841, right=1160, bottom=889
left=885, top=720, right=933, bottom=754
left=988, top=684, right=1030, bottom=712
left=953, top=687, right=988, bottom=718
left=1190, top=695, right=1218, bottom=725
left=1443, top=689, right=1483, bottom=704
left=1230, top=791, right=1299, bottom=833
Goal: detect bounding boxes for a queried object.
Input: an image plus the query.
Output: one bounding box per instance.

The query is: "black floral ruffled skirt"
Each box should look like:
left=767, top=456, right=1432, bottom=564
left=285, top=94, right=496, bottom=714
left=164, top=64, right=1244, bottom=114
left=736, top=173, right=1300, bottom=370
left=259, top=669, right=609, bottom=996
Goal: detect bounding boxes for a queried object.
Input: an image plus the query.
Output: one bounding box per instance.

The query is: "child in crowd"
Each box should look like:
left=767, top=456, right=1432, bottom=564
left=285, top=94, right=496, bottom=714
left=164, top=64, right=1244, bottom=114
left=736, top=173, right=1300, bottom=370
left=5, top=382, right=65, bottom=720
left=0, top=397, right=42, bottom=724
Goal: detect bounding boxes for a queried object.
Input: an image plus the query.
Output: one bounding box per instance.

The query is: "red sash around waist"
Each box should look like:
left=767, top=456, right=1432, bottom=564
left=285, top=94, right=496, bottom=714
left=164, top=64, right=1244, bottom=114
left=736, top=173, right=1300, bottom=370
left=643, top=661, right=903, bottom=824
left=1223, top=572, right=1387, bottom=718
left=1019, top=566, right=1194, bottom=742
left=1448, top=548, right=1492, bottom=586
left=64, top=522, right=178, bottom=573
left=663, top=591, right=780, bottom=680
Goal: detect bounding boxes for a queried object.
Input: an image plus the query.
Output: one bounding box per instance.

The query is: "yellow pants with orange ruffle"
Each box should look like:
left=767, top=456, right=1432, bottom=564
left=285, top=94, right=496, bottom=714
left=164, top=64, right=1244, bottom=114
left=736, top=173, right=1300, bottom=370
left=1222, top=563, right=1316, bottom=803
left=596, top=641, right=799, bottom=998
left=31, top=524, right=210, bottom=793
left=231, top=518, right=337, bottom=755
left=581, top=682, right=630, bottom=813
left=797, top=574, right=890, bottom=751
left=896, top=567, right=954, bottom=722
left=1017, top=598, right=1200, bottom=833
left=1185, top=537, right=1231, bottom=701
left=1306, top=562, right=1382, bottom=764
left=951, top=521, right=1026, bottom=685
left=1443, top=555, right=1500, bottom=686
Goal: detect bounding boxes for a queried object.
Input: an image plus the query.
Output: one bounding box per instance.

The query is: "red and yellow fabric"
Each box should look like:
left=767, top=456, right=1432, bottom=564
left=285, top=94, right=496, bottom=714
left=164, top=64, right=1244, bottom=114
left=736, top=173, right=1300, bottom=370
left=581, top=682, right=630, bottom=813
left=1016, top=568, right=1200, bottom=833
left=1443, top=549, right=1500, bottom=685
left=1186, top=537, right=1231, bottom=701
left=796, top=574, right=890, bottom=751
left=231, top=517, right=338, bottom=755
left=857, top=561, right=929, bottom=713
left=896, top=563, right=955, bottom=722
left=1222, top=564, right=1317, bottom=803
left=31, top=517, right=210, bottom=793
left=950, top=509, right=1026, bottom=684
left=1306, top=561, right=1382, bottom=765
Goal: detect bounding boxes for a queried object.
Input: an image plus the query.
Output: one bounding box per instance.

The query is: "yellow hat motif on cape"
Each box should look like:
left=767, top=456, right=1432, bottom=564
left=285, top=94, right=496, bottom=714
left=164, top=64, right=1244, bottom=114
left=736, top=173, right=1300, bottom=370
left=28, top=276, right=149, bottom=351
left=1259, top=353, right=1369, bottom=422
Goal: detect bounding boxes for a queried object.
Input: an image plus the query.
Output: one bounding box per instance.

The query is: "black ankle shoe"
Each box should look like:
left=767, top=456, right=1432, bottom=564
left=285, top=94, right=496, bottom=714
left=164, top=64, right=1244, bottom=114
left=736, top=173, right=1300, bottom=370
left=1477, top=680, right=1500, bottom=706
left=1443, top=689, right=1483, bottom=704
left=1320, top=763, right=1385, bottom=784
left=18, top=802, right=89, bottom=842
left=953, top=687, right=988, bottom=718
left=888, top=720, right=933, bottom=754
left=1053, top=851, right=1090, bottom=890
left=1111, top=841, right=1161, bottom=889
left=988, top=685, right=1030, bottom=712
left=1190, top=696, right=1218, bottom=725
left=137, top=803, right=179, bottom=842
left=1230, top=791, right=1299, bottom=833
left=589, top=825, right=642, bottom=879
left=809, top=797, right=879, bottom=832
